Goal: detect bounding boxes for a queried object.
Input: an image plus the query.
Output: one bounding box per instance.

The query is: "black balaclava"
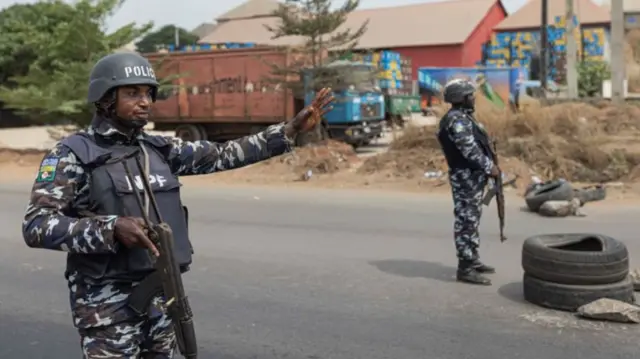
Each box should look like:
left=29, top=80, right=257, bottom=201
left=457, top=93, right=476, bottom=114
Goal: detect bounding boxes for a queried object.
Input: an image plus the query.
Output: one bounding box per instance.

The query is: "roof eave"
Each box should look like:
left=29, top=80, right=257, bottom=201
left=494, top=20, right=611, bottom=31
left=354, top=41, right=464, bottom=50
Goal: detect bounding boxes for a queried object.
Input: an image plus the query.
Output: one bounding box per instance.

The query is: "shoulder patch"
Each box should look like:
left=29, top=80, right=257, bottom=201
left=452, top=121, right=465, bottom=133
left=35, top=157, right=59, bottom=182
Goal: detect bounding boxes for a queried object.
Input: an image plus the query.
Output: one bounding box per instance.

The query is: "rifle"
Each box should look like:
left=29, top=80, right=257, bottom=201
left=487, top=141, right=508, bottom=242
left=114, top=149, right=198, bottom=358
left=482, top=175, right=519, bottom=206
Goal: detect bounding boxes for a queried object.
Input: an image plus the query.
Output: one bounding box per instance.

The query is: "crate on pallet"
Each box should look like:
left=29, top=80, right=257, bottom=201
left=167, top=42, right=257, bottom=52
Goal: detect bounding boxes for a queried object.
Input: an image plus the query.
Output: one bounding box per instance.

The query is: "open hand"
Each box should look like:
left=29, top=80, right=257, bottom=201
left=288, top=87, right=334, bottom=134
left=114, top=217, right=159, bottom=256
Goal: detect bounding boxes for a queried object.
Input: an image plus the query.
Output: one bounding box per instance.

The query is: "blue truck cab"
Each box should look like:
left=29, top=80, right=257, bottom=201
left=302, top=61, right=386, bottom=146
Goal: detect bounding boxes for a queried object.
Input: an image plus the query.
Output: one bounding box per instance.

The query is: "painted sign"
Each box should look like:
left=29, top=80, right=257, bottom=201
left=479, top=15, right=608, bottom=81
left=418, top=67, right=522, bottom=109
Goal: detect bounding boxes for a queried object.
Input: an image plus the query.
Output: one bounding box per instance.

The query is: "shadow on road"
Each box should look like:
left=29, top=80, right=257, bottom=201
left=369, top=259, right=457, bottom=283
left=497, top=281, right=528, bottom=305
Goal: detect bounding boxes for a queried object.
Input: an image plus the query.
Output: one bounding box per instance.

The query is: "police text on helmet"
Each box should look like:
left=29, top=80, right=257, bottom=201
left=124, top=66, right=156, bottom=79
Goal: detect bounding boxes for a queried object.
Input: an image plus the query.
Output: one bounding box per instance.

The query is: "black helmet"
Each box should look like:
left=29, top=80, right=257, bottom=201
left=87, top=52, right=159, bottom=103
left=443, top=78, right=475, bottom=105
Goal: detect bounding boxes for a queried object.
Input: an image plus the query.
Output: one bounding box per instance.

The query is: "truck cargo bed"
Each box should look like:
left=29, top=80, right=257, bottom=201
left=146, top=48, right=295, bottom=125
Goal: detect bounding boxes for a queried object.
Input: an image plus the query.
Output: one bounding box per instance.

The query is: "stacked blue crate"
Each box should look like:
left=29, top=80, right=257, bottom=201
left=343, top=50, right=411, bottom=92
left=166, top=42, right=257, bottom=52
left=374, top=50, right=403, bottom=89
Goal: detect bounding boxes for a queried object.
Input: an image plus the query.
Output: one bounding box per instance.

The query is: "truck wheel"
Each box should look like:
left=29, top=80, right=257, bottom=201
left=249, top=126, right=267, bottom=135
left=175, top=124, right=203, bottom=142
left=197, top=125, right=208, bottom=141
left=394, top=114, right=406, bottom=128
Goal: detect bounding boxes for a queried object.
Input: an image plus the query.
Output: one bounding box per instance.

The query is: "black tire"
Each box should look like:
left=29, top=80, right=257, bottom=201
left=522, top=233, right=629, bottom=285
left=523, top=273, right=635, bottom=312
left=175, top=124, right=203, bottom=142
left=197, top=125, right=208, bottom=141
left=574, top=186, right=606, bottom=204
left=525, top=180, right=574, bottom=212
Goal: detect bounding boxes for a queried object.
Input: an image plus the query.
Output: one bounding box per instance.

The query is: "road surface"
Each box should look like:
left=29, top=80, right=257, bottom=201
left=0, top=182, right=638, bottom=359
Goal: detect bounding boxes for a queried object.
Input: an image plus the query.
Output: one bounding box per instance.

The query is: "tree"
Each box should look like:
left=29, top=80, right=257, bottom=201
left=0, top=0, right=153, bottom=126
left=577, top=61, right=610, bottom=97
left=264, top=0, right=370, bottom=95
left=135, top=25, right=200, bottom=53
left=0, top=2, right=77, bottom=88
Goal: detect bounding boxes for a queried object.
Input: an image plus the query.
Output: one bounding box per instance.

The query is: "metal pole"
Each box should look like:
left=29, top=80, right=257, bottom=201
left=540, top=0, right=548, bottom=91
left=566, top=0, right=579, bottom=98
left=610, top=0, right=625, bottom=104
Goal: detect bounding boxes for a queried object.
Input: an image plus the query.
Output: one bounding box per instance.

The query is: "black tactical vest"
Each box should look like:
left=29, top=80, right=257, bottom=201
left=437, top=108, right=492, bottom=171
left=61, top=133, right=193, bottom=282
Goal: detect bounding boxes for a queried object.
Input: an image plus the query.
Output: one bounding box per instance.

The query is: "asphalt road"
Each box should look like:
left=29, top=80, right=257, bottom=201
left=0, top=182, right=638, bottom=359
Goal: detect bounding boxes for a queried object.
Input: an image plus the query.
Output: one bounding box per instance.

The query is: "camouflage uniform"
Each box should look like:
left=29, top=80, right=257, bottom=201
left=438, top=78, right=496, bottom=285
left=444, top=111, right=494, bottom=262
left=22, top=117, right=293, bottom=358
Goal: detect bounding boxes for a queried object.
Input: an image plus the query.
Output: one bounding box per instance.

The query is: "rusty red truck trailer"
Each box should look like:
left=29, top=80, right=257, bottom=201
left=146, top=48, right=298, bottom=142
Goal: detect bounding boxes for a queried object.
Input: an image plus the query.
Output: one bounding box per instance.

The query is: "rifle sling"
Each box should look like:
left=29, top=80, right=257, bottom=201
left=128, top=271, right=163, bottom=316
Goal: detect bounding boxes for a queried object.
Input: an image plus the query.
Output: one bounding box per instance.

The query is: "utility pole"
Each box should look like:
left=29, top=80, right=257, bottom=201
left=540, top=0, right=548, bottom=92
left=610, top=0, right=625, bottom=104
left=566, top=0, right=578, bottom=98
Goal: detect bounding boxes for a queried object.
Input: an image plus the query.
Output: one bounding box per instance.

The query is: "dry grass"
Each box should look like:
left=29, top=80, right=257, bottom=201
left=363, top=98, right=640, bottom=183
left=626, top=29, right=640, bottom=92
left=260, top=139, right=361, bottom=175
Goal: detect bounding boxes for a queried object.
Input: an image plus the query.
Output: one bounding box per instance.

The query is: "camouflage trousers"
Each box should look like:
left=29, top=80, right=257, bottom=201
left=68, top=273, right=176, bottom=358
left=449, top=169, right=487, bottom=262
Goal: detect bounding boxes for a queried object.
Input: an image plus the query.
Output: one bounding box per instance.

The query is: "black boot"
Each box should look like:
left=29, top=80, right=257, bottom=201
left=471, top=260, right=495, bottom=274
left=457, top=261, right=491, bottom=285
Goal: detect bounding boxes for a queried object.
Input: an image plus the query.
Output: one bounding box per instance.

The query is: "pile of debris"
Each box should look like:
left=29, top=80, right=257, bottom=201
left=524, top=179, right=607, bottom=217
left=358, top=125, right=446, bottom=179
left=260, top=140, right=361, bottom=180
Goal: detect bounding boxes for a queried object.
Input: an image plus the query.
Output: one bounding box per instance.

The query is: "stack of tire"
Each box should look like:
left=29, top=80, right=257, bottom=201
left=522, top=233, right=635, bottom=311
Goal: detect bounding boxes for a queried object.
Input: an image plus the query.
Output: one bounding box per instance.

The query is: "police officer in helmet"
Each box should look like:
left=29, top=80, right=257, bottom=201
left=22, top=52, right=333, bottom=357
left=436, top=78, right=499, bottom=286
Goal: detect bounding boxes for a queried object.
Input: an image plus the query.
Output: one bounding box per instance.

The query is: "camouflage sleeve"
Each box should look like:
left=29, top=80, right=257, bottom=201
left=166, top=122, right=294, bottom=176
left=22, top=144, right=119, bottom=253
left=448, top=116, right=494, bottom=174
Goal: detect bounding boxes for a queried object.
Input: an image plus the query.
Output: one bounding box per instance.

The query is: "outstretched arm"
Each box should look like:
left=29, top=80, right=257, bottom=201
left=166, top=123, right=293, bottom=176
left=167, top=87, right=335, bottom=176
left=22, top=144, right=119, bottom=253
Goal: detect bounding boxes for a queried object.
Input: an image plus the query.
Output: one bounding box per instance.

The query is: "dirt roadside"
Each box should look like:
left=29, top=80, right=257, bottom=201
left=5, top=98, right=640, bottom=203
left=2, top=144, right=638, bottom=205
